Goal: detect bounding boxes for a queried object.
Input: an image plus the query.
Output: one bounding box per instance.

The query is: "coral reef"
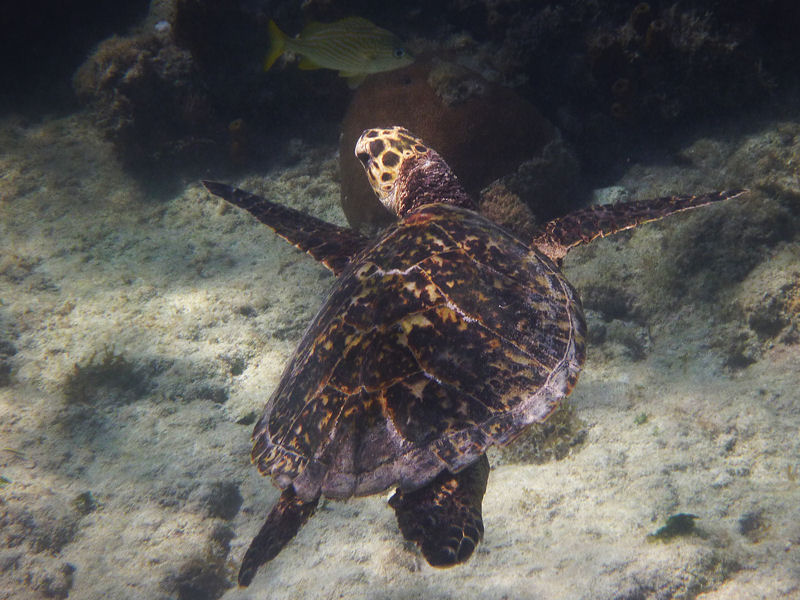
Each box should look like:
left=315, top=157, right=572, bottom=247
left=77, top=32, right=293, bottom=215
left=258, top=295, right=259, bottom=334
left=485, top=138, right=582, bottom=223
left=584, top=4, right=767, bottom=126
left=8, top=0, right=800, bottom=200
left=160, top=528, right=234, bottom=600
left=712, top=245, right=800, bottom=368
left=73, top=30, right=222, bottom=187
left=339, top=57, right=579, bottom=230
left=451, top=1, right=799, bottom=182
left=72, top=0, right=349, bottom=190
left=478, top=181, right=539, bottom=240
left=64, top=1, right=800, bottom=196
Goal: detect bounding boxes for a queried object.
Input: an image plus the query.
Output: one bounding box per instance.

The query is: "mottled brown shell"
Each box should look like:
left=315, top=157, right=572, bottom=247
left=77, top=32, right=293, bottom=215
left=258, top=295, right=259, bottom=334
left=252, top=203, right=586, bottom=502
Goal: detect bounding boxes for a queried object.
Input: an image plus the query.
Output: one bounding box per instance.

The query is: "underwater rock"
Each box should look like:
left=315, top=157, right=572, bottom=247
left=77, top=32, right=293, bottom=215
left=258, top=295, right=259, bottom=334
left=713, top=243, right=800, bottom=367
left=73, top=30, right=221, bottom=184
left=654, top=197, right=793, bottom=305
left=72, top=0, right=353, bottom=189
left=0, top=358, right=10, bottom=387
left=0, top=337, right=14, bottom=387
left=728, top=122, right=800, bottom=203
left=466, top=2, right=798, bottom=181
left=747, top=293, right=790, bottom=339
left=584, top=4, right=768, bottom=127
left=71, top=491, right=98, bottom=516
left=0, top=486, right=81, bottom=598
left=478, top=181, right=539, bottom=240
left=581, top=282, right=639, bottom=322
left=4, top=557, right=75, bottom=600
left=646, top=513, right=700, bottom=542
left=339, top=57, right=579, bottom=231
left=597, top=317, right=651, bottom=362
left=737, top=510, right=768, bottom=542
left=161, top=555, right=231, bottom=600
left=486, top=138, right=582, bottom=223
left=1, top=492, right=80, bottom=555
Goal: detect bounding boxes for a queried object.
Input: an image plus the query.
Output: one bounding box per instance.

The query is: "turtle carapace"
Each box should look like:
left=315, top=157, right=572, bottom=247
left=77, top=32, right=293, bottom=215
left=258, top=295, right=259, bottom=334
left=201, top=126, right=745, bottom=586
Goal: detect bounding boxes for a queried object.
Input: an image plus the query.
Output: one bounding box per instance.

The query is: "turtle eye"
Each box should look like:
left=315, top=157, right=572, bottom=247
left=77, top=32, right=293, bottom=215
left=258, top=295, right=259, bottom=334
left=393, top=47, right=406, bottom=59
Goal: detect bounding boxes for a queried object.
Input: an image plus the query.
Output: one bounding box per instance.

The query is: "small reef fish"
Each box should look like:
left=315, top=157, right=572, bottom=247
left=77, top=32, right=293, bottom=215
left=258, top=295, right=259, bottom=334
left=264, top=17, right=414, bottom=88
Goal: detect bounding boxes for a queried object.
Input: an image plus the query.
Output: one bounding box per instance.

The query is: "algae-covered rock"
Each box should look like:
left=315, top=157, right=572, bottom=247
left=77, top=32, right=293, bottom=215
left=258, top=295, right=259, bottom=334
left=73, top=30, right=220, bottom=183
left=339, top=57, right=579, bottom=231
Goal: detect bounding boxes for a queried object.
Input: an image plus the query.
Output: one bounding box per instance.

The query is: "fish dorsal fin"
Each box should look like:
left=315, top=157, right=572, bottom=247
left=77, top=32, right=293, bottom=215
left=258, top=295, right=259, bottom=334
left=202, top=181, right=371, bottom=276
left=298, top=20, right=330, bottom=37
left=302, top=17, right=378, bottom=36
left=532, top=190, right=748, bottom=262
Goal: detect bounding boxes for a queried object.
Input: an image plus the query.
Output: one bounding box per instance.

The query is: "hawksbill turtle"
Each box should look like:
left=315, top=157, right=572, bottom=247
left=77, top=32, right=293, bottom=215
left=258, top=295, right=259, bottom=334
left=201, top=126, right=744, bottom=586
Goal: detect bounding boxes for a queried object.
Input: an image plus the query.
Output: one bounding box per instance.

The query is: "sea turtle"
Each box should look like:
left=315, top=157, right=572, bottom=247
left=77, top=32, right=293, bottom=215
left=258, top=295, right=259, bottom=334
left=201, top=126, right=744, bottom=586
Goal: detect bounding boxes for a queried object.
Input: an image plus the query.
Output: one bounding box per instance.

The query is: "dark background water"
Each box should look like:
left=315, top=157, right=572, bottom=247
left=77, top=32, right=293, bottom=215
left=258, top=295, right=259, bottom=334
left=0, top=0, right=151, bottom=114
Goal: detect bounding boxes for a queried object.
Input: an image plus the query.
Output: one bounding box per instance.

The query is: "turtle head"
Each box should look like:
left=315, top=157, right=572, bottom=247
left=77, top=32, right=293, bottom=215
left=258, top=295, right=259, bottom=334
left=355, top=126, right=475, bottom=218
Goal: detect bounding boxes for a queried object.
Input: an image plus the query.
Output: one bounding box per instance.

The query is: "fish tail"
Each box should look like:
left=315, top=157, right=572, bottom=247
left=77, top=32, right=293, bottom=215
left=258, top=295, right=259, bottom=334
left=264, top=19, right=286, bottom=71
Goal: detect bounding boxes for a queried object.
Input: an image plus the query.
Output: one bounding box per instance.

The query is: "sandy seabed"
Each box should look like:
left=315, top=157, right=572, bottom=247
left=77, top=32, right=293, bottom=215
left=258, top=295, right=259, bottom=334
left=0, top=110, right=798, bottom=600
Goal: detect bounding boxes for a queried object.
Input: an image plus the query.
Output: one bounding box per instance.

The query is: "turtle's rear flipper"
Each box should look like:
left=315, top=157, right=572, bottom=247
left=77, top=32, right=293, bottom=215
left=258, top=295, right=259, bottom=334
left=202, top=181, right=370, bottom=276
left=389, top=453, right=490, bottom=566
left=238, top=487, right=319, bottom=587
left=533, top=189, right=748, bottom=261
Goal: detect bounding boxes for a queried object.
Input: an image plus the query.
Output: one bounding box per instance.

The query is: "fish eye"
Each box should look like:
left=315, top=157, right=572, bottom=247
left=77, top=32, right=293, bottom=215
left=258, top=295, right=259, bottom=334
left=393, top=47, right=406, bottom=59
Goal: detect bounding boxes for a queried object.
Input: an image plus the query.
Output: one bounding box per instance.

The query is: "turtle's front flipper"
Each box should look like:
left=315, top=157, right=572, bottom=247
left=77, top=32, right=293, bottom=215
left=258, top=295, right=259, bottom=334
left=238, top=487, right=319, bottom=587
left=202, top=181, right=370, bottom=276
left=389, top=453, right=490, bottom=566
left=533, top=189, right=747, bottom=261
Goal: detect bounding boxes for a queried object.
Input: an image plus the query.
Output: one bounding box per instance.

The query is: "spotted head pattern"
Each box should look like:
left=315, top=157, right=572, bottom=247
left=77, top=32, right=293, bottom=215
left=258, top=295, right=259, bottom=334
left=355, top=126, right=475, bottom=217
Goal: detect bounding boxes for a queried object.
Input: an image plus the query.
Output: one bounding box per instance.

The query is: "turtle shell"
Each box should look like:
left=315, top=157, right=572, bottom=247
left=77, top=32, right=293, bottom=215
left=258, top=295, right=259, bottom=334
left=252, top=202, right=586, bottom=502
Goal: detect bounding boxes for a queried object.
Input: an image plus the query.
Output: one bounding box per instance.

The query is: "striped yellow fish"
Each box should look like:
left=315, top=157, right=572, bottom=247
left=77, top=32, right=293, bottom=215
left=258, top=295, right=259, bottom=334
left=264, top=17, right=414, bottom=88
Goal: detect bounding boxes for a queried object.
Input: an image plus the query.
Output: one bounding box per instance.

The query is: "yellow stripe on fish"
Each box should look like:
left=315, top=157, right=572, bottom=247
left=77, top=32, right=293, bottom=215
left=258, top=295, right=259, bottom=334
left=264, top=17, right=414, bottom=88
